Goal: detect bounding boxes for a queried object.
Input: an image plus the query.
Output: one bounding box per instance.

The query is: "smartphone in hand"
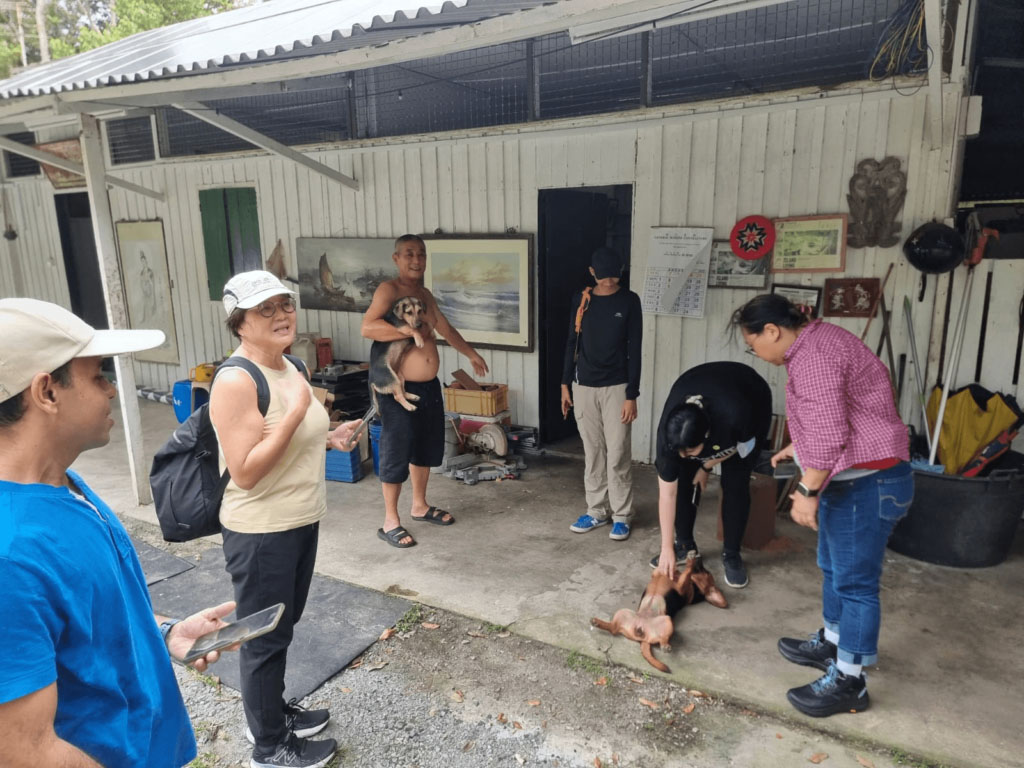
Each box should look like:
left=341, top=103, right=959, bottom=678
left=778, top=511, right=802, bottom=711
left=183, top=603, right=285, bottom=664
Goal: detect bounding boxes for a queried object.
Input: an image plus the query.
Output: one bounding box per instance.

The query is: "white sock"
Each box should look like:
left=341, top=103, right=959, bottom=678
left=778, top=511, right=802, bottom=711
left=836, top=659, right=862, bottom=678
left=823, top=627, right=839, bottom=645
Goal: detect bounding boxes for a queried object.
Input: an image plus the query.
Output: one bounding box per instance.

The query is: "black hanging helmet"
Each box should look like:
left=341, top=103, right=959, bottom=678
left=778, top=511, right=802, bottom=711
left=903, top=222, right=965, bottom=274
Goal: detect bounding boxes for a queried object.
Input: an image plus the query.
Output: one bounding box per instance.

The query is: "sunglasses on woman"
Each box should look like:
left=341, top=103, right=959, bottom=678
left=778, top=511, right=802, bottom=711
left=254, top=297, right=296, bottom=317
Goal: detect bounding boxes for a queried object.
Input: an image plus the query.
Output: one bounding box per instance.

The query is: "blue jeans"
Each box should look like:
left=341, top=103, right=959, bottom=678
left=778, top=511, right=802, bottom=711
left=818, top=462, right=913, bottom=666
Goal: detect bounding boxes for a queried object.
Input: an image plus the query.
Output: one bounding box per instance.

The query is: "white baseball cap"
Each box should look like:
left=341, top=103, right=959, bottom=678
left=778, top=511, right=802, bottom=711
left=0, top=298, right=165, bottom=404
left=222, top=270, right=296, bottom=315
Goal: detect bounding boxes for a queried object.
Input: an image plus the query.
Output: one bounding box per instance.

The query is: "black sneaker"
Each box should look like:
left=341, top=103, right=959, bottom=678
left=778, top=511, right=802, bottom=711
left=649, top=542, right=696, bottom=569
left=721, top=551, right=748, bottom=588
left=786, top=660, right=870, bottom=717
left=250, top=733, right=337, bottom=768
left=246, top=700, right=330, bottom=744
left=778, top=628, right=838, bottom=671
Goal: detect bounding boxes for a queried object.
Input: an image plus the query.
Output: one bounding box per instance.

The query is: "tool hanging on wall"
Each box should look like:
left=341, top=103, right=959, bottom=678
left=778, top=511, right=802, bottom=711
left=904, top=296, right=932, bottom=447
left=860, top=262, right=894, bottom=342
left=973, top=263, right=994, bottom=383
left=928, top=216, right=1000, bottom=465
left=1014, top=291, right=1024, bottom=387
left=874, top=293, right=897, bottom=385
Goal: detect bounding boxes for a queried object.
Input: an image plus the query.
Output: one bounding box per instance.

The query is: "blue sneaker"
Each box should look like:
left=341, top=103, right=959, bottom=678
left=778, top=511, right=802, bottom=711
left=569, top=514, right=609, bottom=533
left=609, top=522, right=631, bottom=541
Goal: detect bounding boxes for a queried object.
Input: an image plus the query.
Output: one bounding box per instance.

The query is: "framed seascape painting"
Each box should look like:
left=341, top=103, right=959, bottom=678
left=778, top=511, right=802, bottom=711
left=296, top=237, right=395, bottom=312
left=423, top=235, right=534, bottom=352
left=772, top=215, right=848, bottom=273
left=115, top=220, right=179, bottom=364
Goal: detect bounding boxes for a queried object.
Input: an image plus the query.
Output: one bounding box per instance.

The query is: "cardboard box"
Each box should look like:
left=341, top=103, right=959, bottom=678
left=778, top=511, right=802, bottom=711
left=443, top=382, right=509, bottom=416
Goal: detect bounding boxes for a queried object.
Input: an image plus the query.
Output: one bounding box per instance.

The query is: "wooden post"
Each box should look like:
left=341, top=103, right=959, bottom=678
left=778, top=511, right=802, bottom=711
left=79, top=113, right=151, bottom=505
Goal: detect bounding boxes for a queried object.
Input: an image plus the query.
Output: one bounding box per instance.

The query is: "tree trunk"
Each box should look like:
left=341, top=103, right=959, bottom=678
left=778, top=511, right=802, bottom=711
left=35, top=0, right=50, bottom=63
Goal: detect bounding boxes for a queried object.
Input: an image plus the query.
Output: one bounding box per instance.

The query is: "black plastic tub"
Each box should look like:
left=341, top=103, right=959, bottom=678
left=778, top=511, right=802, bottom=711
left=887, top=463, right=1024, bottom=568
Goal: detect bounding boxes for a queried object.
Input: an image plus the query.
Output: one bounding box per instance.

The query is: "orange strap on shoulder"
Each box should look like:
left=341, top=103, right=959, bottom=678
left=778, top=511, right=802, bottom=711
left=574, top=287, right=592, bottom=333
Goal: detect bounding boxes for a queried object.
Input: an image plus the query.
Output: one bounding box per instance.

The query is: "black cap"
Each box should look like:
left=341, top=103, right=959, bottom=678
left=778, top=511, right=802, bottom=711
left=591, top=246, right=623, bottom=279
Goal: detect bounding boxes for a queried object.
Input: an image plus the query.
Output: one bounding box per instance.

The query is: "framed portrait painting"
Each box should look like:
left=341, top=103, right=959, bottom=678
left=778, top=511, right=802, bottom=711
left=423, top=235, right=534, bottom=352
left=115, top=220, right=179, bottom=364
left=771, top=283, right=822, bottom=318
left=772, top=215, right=848, bottom=273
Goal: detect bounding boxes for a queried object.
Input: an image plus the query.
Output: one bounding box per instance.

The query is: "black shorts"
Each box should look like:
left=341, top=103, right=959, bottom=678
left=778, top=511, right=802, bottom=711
left=377, top=377, right=445, bottom=483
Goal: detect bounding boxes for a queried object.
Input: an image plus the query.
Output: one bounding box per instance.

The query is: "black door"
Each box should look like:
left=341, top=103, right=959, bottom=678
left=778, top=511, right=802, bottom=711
left=537, top=189, right=615, bottom=443
left=54, top=192, right=107, bottom=329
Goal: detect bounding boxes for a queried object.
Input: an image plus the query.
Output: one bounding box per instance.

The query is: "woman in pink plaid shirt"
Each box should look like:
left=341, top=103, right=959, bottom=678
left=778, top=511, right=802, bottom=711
left=733, top=293, right=913, bottom=719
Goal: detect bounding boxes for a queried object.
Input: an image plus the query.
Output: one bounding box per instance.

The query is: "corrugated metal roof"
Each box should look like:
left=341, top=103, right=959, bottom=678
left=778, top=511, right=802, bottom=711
left=0, top=0, right=553, bottom=100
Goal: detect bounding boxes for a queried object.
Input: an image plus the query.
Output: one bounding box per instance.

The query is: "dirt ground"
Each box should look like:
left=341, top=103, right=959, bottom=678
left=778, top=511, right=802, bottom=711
left=124, top=517, right=936, bottom=768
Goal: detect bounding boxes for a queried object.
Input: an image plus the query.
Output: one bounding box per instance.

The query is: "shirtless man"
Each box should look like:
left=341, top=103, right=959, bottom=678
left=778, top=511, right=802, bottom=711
left=361, top=234, right=489, bottom=548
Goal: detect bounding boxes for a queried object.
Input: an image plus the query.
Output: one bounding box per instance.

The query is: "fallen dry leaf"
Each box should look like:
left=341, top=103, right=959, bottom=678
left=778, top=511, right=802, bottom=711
left=515, top=755, right=525, bottom=765
left=594, top=677, right=608, bottom=686
left=467, top=630, right=488, bottom=638
left=421, top=622, right=440, bottom=630
left=775, top=733, right=783, bottom=739
left=639, top=697, right=659, bottom=710
left=450, top=690, right=464, bottom=703
left=527, top=699, right=541, bottom=707
left=629, top=676, right=645, bottom=684
left=348, top=658, right=362, bottom=669
left=808, top=753, right=828, bottom=764
left=682, top=703, right=695, bottom=714
left=740, top=709, right=757, bottom=716
left=666, top=718, right=676, bottom=726
left=613, top=755, right=619, bottom=766
left=379, top=627, right=395, bottom=641
left=497, top=713, right=507, bottom=724
left=513, top=721, right=523, bottom=730
left=593, top=758, right=602, bottom=768
left=366, top=661, right=387, bottom=671
left=496, top=631, right=511, bottom=638
left=341, top=687, right=352, bottom=693
left=855, top=757, right=875, bottom=768
left=462, top=741, right=474, bottom=752
left=689, top=690, right=708, bottom=698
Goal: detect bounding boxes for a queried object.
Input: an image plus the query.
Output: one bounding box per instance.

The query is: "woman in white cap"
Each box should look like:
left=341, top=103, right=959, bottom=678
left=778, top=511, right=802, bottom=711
left=210, top=270, right=359, bottom=768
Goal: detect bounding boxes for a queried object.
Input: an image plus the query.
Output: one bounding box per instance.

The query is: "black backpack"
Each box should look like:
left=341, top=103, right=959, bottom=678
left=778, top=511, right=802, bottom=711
left=150, top=354, right=308, bottom=542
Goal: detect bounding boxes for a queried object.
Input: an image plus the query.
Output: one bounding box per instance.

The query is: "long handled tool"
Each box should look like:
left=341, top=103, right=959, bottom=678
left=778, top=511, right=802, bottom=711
left=903, top=296, right=931, bottom=448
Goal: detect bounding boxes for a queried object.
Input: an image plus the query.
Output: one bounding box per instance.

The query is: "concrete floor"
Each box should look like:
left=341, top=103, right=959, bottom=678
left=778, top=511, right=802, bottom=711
left=77, top=399, right=1024, bottom=768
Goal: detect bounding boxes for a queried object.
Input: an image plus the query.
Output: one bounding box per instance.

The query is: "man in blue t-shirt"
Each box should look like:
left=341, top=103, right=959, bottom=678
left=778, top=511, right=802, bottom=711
left=0, top=299, right=236, bottom=768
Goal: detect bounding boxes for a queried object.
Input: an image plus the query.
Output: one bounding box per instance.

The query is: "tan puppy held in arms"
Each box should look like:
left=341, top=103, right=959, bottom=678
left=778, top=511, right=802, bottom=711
left=591, top=552, right=728, bottom=672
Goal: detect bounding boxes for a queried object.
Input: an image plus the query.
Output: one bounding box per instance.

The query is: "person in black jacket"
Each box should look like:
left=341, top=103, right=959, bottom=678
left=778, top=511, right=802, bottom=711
left=561, top=247, right=643, bottom=541
left=652, top=362, right=773, bottom=588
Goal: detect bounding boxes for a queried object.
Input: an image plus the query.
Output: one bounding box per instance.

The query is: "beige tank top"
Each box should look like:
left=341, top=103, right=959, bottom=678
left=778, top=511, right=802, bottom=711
left=216, top=358, right=329, bottom=534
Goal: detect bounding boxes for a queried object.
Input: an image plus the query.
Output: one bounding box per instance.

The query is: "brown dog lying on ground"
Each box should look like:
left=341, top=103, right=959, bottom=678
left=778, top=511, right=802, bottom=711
left=591, top=552, right=728, bottom=672
left=368, top=296, right=428, bottom=412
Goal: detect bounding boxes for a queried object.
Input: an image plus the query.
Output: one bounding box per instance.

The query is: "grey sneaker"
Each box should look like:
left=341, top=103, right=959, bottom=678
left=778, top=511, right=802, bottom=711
left=250, top=733, right=337, bottom=768
left=649, top=542, right=697, bottom=569
left=778, top=628, right=838, bottom=671
left=721, top=551, right=749, bottom=588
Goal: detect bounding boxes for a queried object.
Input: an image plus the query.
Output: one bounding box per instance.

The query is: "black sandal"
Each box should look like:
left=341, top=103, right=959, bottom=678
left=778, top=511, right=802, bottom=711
left=411, top=506, right=455, bottom=526
left=377, top=526, right=417, bottom=548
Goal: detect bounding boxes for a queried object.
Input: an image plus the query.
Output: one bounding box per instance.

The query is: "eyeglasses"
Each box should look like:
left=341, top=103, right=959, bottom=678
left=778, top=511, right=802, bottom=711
left=254, top=297, right=296, bottom=318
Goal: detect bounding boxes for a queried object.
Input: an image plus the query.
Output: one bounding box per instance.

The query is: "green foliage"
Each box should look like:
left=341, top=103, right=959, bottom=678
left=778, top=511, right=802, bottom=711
left=395, top=603, right=424, bottom=633
left=566, top=650, right=605, bottom=677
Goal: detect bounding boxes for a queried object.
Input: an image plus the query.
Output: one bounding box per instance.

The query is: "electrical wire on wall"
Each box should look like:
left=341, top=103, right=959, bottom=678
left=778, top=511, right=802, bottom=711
left=869, top=0, right=929, bottom=81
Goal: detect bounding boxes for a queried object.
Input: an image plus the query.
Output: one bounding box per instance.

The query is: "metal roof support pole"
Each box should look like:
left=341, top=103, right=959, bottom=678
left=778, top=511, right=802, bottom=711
left=924, top=0, right=944, bottom=149
left=79, top=113, right=151, bottom=506
left=0, top=135, right=165, bottom=202
left=172, top=101, right=360, bottom=191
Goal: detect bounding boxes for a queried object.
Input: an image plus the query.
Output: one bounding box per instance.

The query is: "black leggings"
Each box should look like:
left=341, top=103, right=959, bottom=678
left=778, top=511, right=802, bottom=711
left=674, top=452, right=756, bottom=554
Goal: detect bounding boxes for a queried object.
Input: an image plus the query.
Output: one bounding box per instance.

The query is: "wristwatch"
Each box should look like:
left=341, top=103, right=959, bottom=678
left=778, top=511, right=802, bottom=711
left=795, top=481, right=820, bottom=498
left=159, top=619, right=181, bottom=647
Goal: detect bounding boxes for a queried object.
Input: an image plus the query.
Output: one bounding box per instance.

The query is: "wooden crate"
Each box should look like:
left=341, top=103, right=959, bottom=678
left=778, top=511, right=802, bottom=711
left=444, top=382, right=509, bottom=416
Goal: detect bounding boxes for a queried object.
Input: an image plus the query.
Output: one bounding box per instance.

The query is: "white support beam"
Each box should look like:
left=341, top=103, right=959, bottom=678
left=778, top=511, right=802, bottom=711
left=0, top=135, right=164, bottom=202
left=79, top=113, right=151, bottom=506
left=172, top=101, right=359, bottom=191
left=924, top=0, right=944, bottom=149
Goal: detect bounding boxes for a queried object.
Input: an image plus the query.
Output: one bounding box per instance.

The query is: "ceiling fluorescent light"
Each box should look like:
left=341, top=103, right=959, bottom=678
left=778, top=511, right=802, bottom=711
left=568, top=0, right=796, bottom=45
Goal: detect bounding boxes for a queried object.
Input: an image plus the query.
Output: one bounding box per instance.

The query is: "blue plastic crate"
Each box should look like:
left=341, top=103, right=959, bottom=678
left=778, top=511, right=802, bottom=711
left=325, top=447, right=363, bottom=483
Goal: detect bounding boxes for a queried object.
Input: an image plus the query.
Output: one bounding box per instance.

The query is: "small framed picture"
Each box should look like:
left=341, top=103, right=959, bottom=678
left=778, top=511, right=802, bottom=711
left=771, top=283, right=822, bottom=318
left=822, top=277, right=881, bottom=318
left=772, top=215, right=848, bottom=273
left=707, top=241, right=770, bottom=289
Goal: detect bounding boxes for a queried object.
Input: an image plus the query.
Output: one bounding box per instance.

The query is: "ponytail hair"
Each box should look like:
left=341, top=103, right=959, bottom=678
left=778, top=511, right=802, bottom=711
left=730, top=293, right=811, bottom=335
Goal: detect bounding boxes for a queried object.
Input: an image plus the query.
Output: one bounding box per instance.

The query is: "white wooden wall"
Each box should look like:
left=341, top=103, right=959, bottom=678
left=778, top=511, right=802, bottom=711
left=0, top=83, right=975, bottom=462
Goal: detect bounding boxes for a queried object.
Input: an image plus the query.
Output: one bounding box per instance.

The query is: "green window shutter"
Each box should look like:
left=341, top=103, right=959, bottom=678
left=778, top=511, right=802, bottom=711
left=225, top=187, right=262, bottom=273
left=199, top=188, right=231, bottom=300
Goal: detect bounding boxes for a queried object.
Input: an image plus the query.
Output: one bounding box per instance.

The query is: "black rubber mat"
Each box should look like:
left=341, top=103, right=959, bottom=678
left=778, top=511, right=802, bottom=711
left=131, top=536, right=195, bottom=585
left=147, top=548, right=409, bottom=701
